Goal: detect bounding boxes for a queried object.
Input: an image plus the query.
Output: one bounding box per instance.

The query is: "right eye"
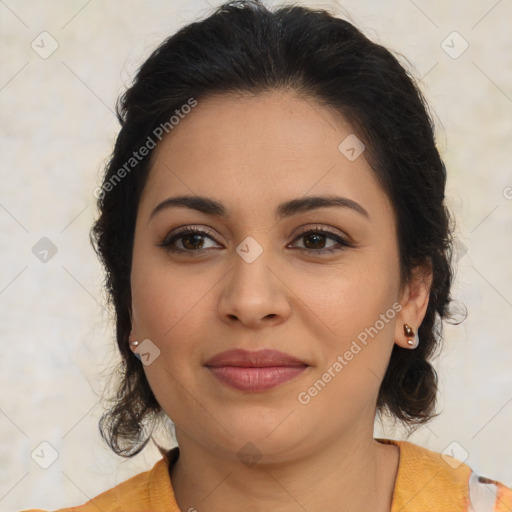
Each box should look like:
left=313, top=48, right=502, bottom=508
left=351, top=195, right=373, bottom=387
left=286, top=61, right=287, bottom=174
left=156, top=226, right=222, bottom=255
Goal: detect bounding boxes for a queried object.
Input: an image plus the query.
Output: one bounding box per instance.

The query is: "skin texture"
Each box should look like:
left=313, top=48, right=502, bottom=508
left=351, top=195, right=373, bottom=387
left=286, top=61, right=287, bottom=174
left=129, top=90, right=432, bottom=512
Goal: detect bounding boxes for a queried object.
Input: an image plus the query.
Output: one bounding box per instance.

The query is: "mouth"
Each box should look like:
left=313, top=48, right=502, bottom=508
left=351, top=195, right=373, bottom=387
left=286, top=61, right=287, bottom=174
left=204, top=348, right=309, bottom=392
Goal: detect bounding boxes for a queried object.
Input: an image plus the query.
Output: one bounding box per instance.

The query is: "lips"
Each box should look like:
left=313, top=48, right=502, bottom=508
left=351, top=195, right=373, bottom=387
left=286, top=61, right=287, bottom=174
left=204, top=348, right=307, bottom=368
left=204, top=349, right=309, bottom=392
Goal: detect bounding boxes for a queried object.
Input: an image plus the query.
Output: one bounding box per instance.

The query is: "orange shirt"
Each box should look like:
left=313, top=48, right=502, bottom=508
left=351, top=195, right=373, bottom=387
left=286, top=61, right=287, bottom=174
left=23, top=439, right=512, bottom=511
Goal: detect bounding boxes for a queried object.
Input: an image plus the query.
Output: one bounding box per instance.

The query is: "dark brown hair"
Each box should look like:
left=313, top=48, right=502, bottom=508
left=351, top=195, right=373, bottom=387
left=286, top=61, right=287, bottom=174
left=91, top=0, right=460, bottom=457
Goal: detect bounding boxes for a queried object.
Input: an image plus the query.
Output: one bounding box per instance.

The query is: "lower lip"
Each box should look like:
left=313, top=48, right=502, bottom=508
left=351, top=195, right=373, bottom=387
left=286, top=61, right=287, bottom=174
left=207, top=366, right=307, bottom=392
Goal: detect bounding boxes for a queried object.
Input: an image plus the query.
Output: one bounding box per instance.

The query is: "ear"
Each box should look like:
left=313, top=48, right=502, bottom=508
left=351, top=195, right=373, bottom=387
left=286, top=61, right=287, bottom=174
left=394, top=260, right=433, bottom=349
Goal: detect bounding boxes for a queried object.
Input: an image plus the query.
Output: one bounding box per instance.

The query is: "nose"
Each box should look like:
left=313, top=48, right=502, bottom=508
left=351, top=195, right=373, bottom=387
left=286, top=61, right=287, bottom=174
left=217, top=248, right=291, bottom=329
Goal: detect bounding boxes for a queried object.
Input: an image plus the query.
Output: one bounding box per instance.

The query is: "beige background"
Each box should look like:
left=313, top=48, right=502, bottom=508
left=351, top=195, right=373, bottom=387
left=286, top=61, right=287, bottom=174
left=0, top=0, right=511, bottom=510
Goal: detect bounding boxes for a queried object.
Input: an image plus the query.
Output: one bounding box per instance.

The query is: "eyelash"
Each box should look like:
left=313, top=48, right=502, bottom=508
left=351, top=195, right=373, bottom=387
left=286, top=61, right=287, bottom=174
left=156, top=225, right=354, bottom=256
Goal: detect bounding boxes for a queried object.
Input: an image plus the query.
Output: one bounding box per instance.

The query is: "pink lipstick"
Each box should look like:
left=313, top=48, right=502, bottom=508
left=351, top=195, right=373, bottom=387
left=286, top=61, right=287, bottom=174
left=204, top=348, right=308, bottom=392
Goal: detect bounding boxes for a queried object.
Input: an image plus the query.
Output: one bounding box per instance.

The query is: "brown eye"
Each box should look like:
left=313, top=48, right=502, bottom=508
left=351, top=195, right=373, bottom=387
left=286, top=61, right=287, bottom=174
left=157, top=227, right=221, bottom=255
left=157, top=225, right=354, bottom=257
left=181, top=233, right=206, bottom=250
left=303, top=232, right=328, bottom=250
left=289, top=227, right=354, bottom=255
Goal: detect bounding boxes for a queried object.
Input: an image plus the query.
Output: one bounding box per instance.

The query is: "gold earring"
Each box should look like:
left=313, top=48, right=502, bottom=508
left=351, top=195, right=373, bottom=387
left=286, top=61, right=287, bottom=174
left=403, top=323, right=419, bottom=348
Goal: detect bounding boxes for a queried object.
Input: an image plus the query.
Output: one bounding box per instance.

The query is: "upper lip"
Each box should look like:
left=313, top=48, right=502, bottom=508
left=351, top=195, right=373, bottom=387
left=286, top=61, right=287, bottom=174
left=204, top=349, right=308, bottom=368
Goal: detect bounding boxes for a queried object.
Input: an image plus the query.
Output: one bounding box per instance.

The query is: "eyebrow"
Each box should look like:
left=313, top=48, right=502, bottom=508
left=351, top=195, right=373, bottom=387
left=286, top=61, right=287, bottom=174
left=149, top=194, right=370, bottom=222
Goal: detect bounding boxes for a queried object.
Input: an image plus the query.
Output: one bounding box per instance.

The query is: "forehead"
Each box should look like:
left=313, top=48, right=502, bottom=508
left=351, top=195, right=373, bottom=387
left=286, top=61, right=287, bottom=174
left=151, top=90, right=350, bottom=170
left=141, top=90, right=392, bottom=224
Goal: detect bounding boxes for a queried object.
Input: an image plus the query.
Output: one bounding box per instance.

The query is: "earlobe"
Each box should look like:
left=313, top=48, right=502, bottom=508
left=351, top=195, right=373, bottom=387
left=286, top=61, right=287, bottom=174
left=394, top=261, right=433, bottom=349
left=403, top=323, right=419, bottom=349
left=128, top=323, right=139, bottom=353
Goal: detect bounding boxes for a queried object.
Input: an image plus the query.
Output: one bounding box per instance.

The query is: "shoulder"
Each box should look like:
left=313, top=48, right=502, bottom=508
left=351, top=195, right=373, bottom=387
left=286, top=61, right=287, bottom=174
left=20, top=449, right=180, bottom=512
left=378, top=438, right=512, bottom=512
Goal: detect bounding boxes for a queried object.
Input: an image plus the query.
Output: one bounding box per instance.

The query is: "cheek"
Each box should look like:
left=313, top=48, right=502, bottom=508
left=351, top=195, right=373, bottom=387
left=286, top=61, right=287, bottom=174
left=313, top=258, right=399, bottom=341
left=296, top=272, right=400, bottom=430
left=131, top=264, right=209, bottom=423
left=308, top=253, right=401, bottom=401
left=130, top=245, right=209, bottom=341
left=130, top=245, right=215, bottom=355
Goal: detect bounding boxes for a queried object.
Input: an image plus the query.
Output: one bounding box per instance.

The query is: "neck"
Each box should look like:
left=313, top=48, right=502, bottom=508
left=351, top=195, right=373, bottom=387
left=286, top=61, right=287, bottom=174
left=168, top=429, right=399, bottom=512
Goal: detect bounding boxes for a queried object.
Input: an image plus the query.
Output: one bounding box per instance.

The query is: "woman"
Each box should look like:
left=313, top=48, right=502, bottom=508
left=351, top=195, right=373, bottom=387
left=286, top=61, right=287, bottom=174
left=25, top=1, right=512, bottom=510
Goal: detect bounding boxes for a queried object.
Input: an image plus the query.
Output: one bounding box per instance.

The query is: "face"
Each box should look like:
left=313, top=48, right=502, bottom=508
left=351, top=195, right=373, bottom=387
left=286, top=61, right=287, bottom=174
left=129, top=90, right=424, bottom=462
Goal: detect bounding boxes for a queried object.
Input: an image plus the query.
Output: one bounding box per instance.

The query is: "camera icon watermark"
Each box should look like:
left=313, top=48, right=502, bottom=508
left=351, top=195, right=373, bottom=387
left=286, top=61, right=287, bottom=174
left=31, top=31, right=59, bottom=59
left=31, top=441, right=59, bottom=469
left=441, top=441, right=469, bottom=469
left=441, top=31, right=469, bottom=59
left=503, top=186, right=512, bottom=200
left=32, top=237, right=58, bottom=263
left=134, top=339, right=161, bottom=366
left=338, top=134, right=365, bottom=161
left=236, top=236, right=263, bottom=263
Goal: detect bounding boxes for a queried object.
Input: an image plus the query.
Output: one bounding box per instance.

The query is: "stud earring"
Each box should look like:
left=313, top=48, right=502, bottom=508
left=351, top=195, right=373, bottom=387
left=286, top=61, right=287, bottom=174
left=130, top=340, right=143, bottom=362
left=403, top=323, right=419, bottom=348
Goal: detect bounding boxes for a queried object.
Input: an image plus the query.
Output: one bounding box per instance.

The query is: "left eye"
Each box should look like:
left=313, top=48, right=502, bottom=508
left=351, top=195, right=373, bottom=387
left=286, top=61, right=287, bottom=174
left=289, top=229, right=353, bottom=254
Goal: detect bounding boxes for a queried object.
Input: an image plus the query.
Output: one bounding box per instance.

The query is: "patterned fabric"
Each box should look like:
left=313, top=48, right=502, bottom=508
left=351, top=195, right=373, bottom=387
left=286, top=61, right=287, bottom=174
left=22, top=439, right=511, bottom=511
left=376, top=439, right=512, bottom=511
left=467, top=472, right=512, bottom=512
